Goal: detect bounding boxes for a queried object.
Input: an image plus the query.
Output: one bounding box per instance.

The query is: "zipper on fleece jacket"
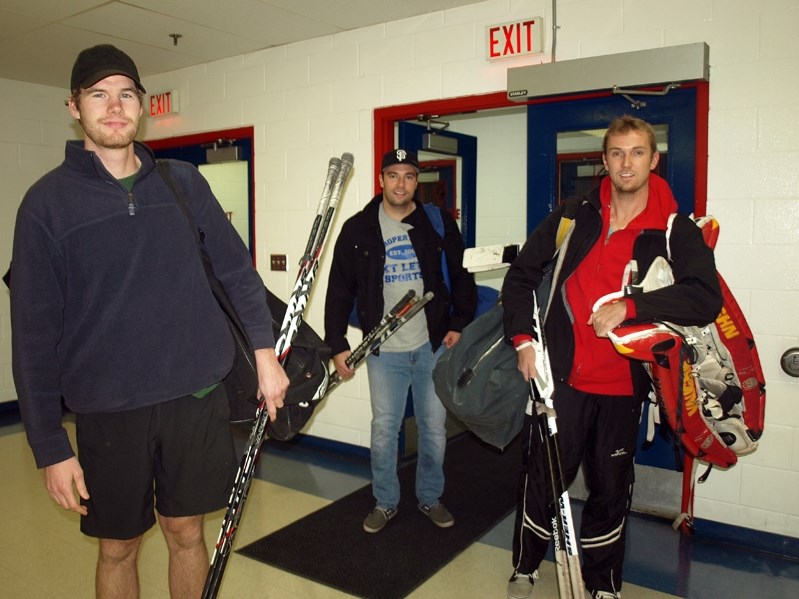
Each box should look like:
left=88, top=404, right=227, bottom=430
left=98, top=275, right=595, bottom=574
left=127, top=191, right=136, bottom=215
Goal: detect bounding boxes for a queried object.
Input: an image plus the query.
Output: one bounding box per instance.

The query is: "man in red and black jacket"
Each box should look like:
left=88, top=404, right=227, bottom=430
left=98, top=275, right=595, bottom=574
left=501, top=116, right=722, bottom=599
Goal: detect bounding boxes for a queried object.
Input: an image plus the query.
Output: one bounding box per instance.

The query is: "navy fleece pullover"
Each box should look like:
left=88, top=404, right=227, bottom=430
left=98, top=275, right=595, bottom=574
left=11, top=140, right=273, bottom=468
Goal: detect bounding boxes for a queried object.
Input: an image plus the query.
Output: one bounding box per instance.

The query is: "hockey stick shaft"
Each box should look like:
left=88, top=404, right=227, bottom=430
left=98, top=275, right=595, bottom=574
left=349, top=291, right=432, bottom=368
left=202, top=153, right=353, bottom=599
left=299, top=157, right=341, bottom=265
left=532, top=381, right=583, bottom=599
left=529, top=290, right=584, bottom=597
left=275, top=153, right=354, bottom=360
left=347, top=290, right=417, bottom=362
left=327, top=291, right=433, bottom=392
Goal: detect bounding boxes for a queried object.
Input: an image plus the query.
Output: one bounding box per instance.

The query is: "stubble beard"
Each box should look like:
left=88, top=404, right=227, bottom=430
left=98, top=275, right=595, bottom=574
left=83, top=119, right=139, bottom=151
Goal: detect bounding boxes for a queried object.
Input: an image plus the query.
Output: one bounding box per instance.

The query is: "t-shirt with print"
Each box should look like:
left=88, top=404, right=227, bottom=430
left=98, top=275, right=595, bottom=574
left=378, top=203, right=428, bottom=351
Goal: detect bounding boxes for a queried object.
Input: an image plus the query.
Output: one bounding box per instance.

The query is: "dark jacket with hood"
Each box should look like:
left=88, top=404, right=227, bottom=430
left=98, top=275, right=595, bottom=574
left=502, top=174, right=723, bottom=399
left=324, top=194, right=477, bottom=356
left=11, top=140, right=273, bottom=468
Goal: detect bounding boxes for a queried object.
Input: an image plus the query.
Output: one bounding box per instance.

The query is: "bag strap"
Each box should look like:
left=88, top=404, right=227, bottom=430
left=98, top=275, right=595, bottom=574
left=665, top=212, right=678, bottom=262
left=422, top=203, right=451, bottom=291
left=157, top=160, right=203, bottom=247
left=542, top=199, right=580, bottom=321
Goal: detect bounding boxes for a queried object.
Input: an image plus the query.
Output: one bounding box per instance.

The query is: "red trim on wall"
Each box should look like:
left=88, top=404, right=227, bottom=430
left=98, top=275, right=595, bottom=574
left=145, top=126, right=254, bottom=150
left=374, top=92, right=513, bottom=193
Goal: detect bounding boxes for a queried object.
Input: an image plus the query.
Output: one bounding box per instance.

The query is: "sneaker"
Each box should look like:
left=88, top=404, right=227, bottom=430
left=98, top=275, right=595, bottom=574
left=591, top=591, right=620, bottom=599
left=418, top=502, right=455, bottom=528
left=507, top=571, right=536, bottom=599
left=362, top=507, right=397, bottom=533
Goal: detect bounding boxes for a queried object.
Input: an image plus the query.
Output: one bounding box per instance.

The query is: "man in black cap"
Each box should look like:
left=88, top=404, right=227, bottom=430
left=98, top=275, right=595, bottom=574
left=324, top=149, right=476, bottom=533
left=10, top=44, right=289, bottom=597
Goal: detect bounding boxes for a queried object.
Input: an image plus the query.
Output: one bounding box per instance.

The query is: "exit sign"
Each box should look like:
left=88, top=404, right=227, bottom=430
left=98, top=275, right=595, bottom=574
left=487, top=18, right=543, bottom=60
left=148, top=90, right=179, bottom=117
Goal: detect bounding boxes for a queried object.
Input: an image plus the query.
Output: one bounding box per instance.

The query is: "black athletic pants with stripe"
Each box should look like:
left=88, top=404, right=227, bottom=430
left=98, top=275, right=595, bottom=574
left=511, top=381, right=643, bottom=595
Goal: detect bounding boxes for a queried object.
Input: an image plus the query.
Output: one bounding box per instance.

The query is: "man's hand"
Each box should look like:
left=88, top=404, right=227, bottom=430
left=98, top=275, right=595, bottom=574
left=442, top=330, right=461, bottom=349
left=44, top=456, right=89, bottom=515
left=516, top=345, right=537, bottom=382
left=255, top=348, right=290, bottom=421
left=588, top=300, right=628, bottom=337
left=332, top=351, right=355, bottom=379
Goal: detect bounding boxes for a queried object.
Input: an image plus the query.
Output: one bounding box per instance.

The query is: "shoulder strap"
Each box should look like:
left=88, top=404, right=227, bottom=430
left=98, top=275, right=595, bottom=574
left=423, top=202, right=445, bottom=238
left=421, top=203, right=450, bottom=290
left=555, top=197, right=581, bottom=250
left=542, top=199, right=580, bottom=321
left=665, top=212, right=678, bottom=262
left=157, top=160, right=202, bottom=245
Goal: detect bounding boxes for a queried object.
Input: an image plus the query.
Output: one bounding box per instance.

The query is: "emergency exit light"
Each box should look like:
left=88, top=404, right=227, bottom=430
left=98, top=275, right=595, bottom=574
left=148, top=90, right=179, bottom=117
left=487, top=18, right=543, bottom=61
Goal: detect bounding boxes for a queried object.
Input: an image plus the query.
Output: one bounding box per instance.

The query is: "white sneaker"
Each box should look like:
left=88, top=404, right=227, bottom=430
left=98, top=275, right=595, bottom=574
left=507, top=571, right=537, bottom=599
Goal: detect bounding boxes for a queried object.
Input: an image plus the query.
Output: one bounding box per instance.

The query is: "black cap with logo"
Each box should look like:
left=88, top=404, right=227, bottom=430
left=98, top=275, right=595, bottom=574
left=381, top=149, right=419, bottom=171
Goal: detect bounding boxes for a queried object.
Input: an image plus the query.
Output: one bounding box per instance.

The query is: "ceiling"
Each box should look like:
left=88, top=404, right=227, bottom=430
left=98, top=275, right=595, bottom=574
left=0, top=0, right=486, bottom=90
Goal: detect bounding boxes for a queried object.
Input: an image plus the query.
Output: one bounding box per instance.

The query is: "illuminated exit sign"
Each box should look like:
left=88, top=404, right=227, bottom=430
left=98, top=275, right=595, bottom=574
left=148, top=90, right=179, bottom=117
left=487, top=18, right=543, bottom=60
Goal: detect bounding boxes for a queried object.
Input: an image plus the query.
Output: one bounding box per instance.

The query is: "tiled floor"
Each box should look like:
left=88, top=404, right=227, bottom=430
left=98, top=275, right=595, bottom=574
left=1, top=415, right=797, bottom=598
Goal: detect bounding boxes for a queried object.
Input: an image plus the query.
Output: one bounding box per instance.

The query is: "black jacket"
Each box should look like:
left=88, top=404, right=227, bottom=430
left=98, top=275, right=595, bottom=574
left=502, top=182, right=723, bottom=398
left=324, top=195, right=477, bottom=356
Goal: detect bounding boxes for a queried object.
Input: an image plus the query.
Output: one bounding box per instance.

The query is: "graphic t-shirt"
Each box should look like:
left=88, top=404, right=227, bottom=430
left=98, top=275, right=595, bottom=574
left=378, top=204, right=428, bottom=351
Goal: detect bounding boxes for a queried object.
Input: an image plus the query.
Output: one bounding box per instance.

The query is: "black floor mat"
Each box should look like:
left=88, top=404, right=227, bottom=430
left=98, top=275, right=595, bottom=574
left=238, top=433, right=520, bottom=598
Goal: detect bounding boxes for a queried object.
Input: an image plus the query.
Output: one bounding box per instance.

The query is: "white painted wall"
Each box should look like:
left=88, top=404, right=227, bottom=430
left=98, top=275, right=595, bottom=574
left=1, top=0, right=797, bottom=538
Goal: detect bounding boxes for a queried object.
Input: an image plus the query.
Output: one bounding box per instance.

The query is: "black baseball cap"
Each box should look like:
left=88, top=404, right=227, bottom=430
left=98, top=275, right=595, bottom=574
left=381, top=149, right=419, bottom=171
left=70, top=44, right=146, bottom=93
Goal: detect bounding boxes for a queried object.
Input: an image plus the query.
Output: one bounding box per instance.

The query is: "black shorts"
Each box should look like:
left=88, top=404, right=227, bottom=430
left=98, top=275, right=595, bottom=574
left=76, top=385, right=236, bottom=539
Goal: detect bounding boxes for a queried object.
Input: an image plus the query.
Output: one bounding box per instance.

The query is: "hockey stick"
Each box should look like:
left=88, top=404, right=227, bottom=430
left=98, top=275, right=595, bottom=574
left=530, top=294, right=584, bottom=599
left=274, top=154, right=353, bottom=361
left=327, top=290, right=434, bottom=393
left=202, top=153, right=354, bottom=599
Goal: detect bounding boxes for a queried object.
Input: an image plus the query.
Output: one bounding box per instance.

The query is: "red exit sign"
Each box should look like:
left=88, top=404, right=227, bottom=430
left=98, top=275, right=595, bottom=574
left=487, top=18, right=543, bottom=60
left=148, top=90, right=179, bottom=117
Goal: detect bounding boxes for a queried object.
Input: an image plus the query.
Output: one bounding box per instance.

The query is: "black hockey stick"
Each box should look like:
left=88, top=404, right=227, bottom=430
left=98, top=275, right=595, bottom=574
left=202, top=153, right=354, bottom=599
left=530, top=294, right=584, bottom=599
left=327, top=290, right=434, bottom=393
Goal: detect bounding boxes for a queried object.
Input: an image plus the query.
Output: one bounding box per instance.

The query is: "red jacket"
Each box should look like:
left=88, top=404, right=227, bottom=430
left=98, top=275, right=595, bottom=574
left=566, top=175, right=678, bottom=395
left=502, top=174, right=722, bottom=400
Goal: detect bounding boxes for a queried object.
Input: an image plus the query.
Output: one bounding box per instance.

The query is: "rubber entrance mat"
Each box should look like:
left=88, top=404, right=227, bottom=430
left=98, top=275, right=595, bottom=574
left=238, top=433, right=520, bottom=599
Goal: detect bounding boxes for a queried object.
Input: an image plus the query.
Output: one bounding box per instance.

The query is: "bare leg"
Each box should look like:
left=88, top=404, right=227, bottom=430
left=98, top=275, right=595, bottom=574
left=96, top=536, right=142, bottom=599
left=159, top=514, right=209, bottom=599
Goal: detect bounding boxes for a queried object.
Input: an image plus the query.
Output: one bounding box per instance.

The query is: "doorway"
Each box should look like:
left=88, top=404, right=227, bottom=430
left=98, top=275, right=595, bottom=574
left=146, top=126, right=256, bottom=262
left=397, top=121, right=478, bottom=246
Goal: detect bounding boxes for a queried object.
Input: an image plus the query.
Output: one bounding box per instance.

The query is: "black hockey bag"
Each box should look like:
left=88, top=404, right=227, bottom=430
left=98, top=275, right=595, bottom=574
left=433, top=301, right=527, bottom=450
left=230, top=288, right=331, bottom=439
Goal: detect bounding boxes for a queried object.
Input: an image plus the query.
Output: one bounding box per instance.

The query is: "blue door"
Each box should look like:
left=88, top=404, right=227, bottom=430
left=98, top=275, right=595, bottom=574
left=526, top=87, right=698, bottom=231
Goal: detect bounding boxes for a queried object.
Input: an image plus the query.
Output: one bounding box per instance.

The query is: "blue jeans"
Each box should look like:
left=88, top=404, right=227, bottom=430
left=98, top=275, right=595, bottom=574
left=366, top=341, right=446, bottom=509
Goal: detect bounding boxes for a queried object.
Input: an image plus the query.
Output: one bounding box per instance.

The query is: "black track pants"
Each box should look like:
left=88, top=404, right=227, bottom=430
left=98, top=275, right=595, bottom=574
left=511, top=382, right=643, bottom=594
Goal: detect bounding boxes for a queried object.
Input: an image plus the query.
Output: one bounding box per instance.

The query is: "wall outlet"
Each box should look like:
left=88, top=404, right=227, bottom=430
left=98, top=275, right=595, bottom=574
left=270, top=254, right=287, bottom=271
